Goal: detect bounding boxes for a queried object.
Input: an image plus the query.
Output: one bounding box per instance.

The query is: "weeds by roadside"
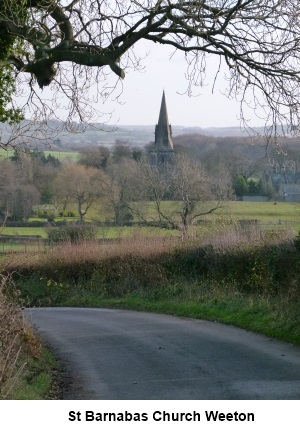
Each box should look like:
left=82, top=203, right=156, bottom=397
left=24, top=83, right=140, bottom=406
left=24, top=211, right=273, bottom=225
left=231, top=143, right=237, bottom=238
left=0, top=274, right=28, bottom=398
left=0, top=274, right=58, bottom=399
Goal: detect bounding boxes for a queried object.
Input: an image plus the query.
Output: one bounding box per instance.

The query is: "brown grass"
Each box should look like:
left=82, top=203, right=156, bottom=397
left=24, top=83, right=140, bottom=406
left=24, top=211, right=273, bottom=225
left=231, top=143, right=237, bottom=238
left=4, top=236, right=178, bottom=272
left=0, top=274, right=41, bottom=399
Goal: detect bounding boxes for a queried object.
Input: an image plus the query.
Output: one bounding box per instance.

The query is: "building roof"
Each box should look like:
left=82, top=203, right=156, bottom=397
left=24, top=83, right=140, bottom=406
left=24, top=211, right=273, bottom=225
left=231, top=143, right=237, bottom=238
left=280, top=184, right=300, bottom=195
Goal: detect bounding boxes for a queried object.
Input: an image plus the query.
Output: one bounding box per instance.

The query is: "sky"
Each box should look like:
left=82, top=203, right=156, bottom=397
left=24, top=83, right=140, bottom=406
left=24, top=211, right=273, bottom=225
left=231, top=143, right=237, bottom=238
left=18, top=39, right=267, bottom=130
left=99, top=40, right=266, bottom=129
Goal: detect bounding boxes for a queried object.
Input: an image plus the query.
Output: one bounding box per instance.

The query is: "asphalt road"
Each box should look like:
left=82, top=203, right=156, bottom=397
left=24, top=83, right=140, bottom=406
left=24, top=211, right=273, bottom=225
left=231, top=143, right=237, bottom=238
left=24, top=307, right=300, bottom=400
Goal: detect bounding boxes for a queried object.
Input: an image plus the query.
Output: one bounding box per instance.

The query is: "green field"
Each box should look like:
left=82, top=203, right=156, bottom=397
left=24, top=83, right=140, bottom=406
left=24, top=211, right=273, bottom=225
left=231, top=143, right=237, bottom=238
left=224, top=200, right=300, bottom=222
left=130, top=200, right=300, bottom=221
left=43, top=150, right=79, bottom=161
left=0, top=226, right=48, bottom=237
left=0, top=225, right=179, bottom=240
left=0, top=148, right=79, bottom=162
left=1, top=201, right=300, bottom=240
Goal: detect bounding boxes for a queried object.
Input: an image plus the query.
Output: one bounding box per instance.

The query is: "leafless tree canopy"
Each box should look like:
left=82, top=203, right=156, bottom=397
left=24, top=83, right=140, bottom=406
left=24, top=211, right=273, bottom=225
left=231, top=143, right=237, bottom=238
left=1, top=1, right=300, bottom=134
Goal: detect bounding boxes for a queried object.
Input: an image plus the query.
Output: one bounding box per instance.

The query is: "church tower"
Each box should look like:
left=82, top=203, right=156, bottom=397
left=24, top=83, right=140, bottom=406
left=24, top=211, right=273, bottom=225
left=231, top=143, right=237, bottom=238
left=151, top=91, right=174, bottom=166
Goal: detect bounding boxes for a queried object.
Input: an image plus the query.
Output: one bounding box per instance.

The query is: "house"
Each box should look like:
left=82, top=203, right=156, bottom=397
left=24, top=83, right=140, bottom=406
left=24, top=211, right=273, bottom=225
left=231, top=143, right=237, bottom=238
left=279, top=184, right=300, bottom=202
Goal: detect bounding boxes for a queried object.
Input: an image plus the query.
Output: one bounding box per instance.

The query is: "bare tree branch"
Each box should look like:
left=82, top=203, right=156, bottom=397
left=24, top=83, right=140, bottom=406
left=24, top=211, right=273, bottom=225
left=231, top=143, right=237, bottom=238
left=1, top=1, right=300, bottom=138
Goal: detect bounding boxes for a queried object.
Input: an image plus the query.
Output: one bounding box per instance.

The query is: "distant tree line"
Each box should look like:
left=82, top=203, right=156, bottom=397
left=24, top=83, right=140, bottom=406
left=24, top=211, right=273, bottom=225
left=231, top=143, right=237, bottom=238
left=1, top=135, right=300, bottom=230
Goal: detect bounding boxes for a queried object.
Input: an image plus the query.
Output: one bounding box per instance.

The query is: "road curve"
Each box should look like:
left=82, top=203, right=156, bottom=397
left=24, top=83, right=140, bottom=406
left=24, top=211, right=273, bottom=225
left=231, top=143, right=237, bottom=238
left=24, top=307, right=300, bottom=400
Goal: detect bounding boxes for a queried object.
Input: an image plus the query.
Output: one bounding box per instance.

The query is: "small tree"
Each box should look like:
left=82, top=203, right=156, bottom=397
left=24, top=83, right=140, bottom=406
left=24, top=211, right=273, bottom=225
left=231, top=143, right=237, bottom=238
left=170, top=155, right=230, bottom=238
left=0, top=158, right=41, bottom=221
left=248, top=178, right=262, bottom=195
left=95, top=159, right=139, bottom=225
left=78, top=146, right=110, bottom=170
left=54, top=164, right=100, bottom=222
left=234, top=175, right=249, bottom=198
left=138, top=155, right=231, bottom=239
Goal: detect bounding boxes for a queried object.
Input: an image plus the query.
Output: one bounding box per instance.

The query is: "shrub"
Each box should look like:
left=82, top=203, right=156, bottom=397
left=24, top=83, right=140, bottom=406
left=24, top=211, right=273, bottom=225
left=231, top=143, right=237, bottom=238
left=4, top=228, right=300, bottom=307
left=47, top=223, right=97, bottom=243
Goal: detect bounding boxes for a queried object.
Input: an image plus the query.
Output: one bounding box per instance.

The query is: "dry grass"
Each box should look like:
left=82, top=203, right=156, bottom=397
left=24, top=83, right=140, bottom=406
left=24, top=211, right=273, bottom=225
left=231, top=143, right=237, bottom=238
left=0, top=274, right=41, bottom=399
left=3, top=227, right=296, bottom=280
left=4, top=236, right=178, bottom=271
left=6, top=228, right=299, bottom=300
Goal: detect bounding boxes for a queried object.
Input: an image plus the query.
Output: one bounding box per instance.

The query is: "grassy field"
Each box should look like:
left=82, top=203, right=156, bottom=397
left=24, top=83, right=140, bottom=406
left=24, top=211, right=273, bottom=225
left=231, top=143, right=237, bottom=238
left=0, top=225, right=180, bottom=239
left=0, top=226, right=48, bottom=238
left=43, top=150, right=79, bottom=162
left=0, top=148, right=79, bottom=162
left=224, top=200, right=300, bottom=221
left=1, top=201, right=300, bottom=239
left=119, top=200, right=300, bottom=226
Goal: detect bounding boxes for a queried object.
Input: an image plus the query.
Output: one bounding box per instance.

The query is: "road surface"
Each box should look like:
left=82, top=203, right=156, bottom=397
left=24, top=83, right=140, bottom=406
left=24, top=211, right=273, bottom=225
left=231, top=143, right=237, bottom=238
left=24, top=307, right=300, bottom=400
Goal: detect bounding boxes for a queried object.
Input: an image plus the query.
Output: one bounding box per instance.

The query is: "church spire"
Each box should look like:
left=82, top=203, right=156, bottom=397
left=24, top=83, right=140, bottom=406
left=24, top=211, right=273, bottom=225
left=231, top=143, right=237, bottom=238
left=155, top=90, right=174, bottom=151
left=151, top=91, right=174, bottom=166
left=158, top=90, right=170, bottom=128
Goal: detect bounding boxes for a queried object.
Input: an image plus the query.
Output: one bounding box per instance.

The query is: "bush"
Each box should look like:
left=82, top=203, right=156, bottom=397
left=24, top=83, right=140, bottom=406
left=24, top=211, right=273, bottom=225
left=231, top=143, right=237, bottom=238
left=5, top=229, right=300, bottom=307
left=47, top=223, right=97, bottom=243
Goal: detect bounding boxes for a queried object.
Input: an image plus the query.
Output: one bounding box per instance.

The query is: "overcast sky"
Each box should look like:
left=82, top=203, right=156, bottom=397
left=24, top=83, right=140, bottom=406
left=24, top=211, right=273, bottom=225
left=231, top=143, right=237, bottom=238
left=99, top=40, right=266, bottom=129
left=21, top=39, right=267, bottom=130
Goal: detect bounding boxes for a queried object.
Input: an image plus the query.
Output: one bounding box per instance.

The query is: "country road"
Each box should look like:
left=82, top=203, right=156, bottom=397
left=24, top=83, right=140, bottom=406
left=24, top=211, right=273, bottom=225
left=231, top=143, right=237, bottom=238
left=24, top=307, right=300, bottom=400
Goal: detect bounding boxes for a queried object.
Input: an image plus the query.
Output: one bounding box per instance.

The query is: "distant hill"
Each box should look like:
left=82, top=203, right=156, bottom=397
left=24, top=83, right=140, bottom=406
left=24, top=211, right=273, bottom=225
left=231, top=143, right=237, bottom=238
left=0, top=121, right=286, bottom=149
left=49, top=124, right=273, bottom=148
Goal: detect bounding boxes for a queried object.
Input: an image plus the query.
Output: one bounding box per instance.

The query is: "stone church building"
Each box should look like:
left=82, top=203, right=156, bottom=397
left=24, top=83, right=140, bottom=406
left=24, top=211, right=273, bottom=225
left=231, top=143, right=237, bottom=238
left=150, top=91, right=174, bottom=166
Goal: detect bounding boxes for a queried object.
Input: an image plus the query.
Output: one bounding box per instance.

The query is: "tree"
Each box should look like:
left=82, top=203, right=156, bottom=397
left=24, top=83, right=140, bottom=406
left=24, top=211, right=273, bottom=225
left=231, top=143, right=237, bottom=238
left=136, top=161, right=172, bottom=227
left=14, top=184, right=40, bottom=221
left=54, top=164, right=100, bottom=222
left=95, top=158, right=140, bottom=225
left=30, top=152, right=61, bottom=204
left=0, top=159, right=17, bottom=220
left=233, top=175, right=249, bottom=198
left=138, top=154, right=231, bottom=239
left=112, top=142, right=133, bottom=163
left=1, top=1, right=300, bottom=137
left=247, top=178, right=262, bottom=195
left=0, top=2, right=24, bottom=125
left=78, top=146, right=110, bottom=170
left=0, top=158, right=40, bottom=221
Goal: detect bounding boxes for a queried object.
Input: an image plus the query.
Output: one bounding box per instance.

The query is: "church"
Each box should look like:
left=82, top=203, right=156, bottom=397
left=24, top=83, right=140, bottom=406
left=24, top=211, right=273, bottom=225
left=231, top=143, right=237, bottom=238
left=150, top=91, right=175, bottom=166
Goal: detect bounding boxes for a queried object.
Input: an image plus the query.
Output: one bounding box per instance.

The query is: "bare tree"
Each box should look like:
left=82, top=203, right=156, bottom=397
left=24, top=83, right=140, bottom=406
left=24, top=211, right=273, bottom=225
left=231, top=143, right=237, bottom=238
left=14, top=184, right=40, bottom=221
left=0, top=159, right=18, bottom=220
left=136, top=161, right=172, bottom=227
left=1, top=1, right=300, bottom=141
left=54, top=164, right=100, bottom=222
left=95, top=158, right=140, bottom=225
left=78, top=146, right=110, bottom=169
left=138, top=155, right=232, bottom=238
left=0, top=158, right=41, bottom=221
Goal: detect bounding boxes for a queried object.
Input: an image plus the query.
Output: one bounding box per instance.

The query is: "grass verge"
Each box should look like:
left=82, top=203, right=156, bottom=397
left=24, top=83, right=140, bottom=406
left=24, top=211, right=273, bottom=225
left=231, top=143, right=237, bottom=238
left=54, top=291, right=300, bottom=346
left=7, top=347, right=60, bottom=400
